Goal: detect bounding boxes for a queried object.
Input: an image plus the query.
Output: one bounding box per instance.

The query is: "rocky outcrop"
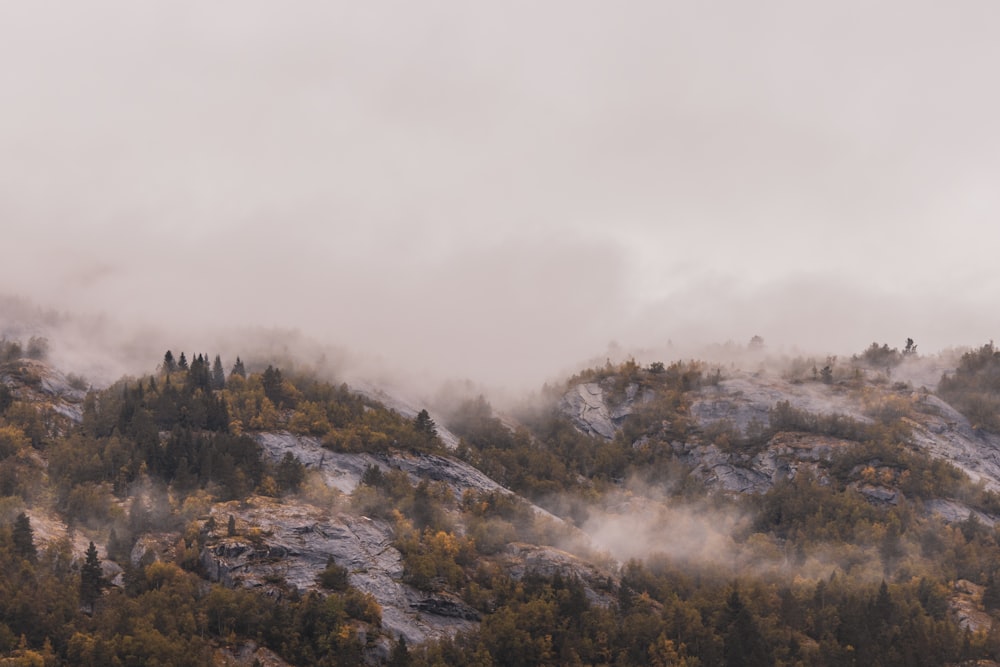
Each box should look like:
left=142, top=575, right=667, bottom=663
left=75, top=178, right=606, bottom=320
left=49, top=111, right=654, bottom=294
left=0, top=358, right=86, bottom=422
left=950, top=579, right=994, bottom=633
left=255, top=432, right=522, bottom=502
left=561, top=383, right=616, bottom=439
left=199, top=497, right=480, bottom=644
left=352, top=382, right=461, bottom=450
left=131, top=532, right=182, bottom=567
left=558, top=370, right=1000, bottom=502
left=215, top=641, right=293, bottom=667
left=560, top=381, right=654, bottom=440
left=666, top=433, right=852, bottom=494
left=501, top=543, right=617, bottom=608
left=210, top=432, right=583, bottom=643
left=687, top=374, right=1000, bottom=492
left=907, top=394, right=1000, bottom=492
left=690, top=375, right=870, bottom=433
left=925, top=499, right=997, bottom=526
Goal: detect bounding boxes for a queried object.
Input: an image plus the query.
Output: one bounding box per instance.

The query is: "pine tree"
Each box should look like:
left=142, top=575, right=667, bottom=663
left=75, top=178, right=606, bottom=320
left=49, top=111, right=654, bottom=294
left=414, top=409, right=438, bottom=439
left=80, top=541, right=103, bottom=612
left=178, top=352, right=189, bottom=370
left=361, top=464, right=385, bottom=487
left=163, top=350, right=176, bottom=374
left=262, top=365, right=284, bottom=406
left=231, top=356, right=246, bottom=379
left=12, top=512, right=36, bottom=562
left=211, top=355, right=226, bottom=390
left=188, top=354, right=210, bottom=390
left=723, top=586, right=770, bottom=667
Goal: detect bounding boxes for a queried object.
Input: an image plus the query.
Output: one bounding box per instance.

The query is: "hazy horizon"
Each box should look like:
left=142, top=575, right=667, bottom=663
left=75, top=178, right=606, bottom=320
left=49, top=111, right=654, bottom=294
left=3, top=2, right=1000, bottom=388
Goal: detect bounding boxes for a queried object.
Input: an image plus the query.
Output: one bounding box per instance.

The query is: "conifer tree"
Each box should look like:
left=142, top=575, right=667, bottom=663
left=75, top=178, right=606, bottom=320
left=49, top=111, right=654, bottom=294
left=178, top=352, right=189, bottom=370
left=262, top=365, right=285, bottom=406
left=163, top=350, right=176, bottom=374
left=188, top=354, right=210, bottom=390
left=723, top=586, right=769, bottom=667
left=211, top=355, right=226, bottom=390
left=231, top=356, right=246, bottom=379
left=414, top=409, right=438, bottom=439
left=80, top=541, right=103, bottom=612
left=12, top=512, right=36, bottom=562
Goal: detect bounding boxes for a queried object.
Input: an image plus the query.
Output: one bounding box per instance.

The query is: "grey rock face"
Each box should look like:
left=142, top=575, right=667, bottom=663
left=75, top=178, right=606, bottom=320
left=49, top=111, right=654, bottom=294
left=0, top=358, right=85, bottom=422
left=688, top=374, right=1000, bottom=492
left=561, top=371, right=1000, bottom=500
left=254, top=432, right=515, bottom=500
left=213, top=431, right=584, bottom=644
left=667, top=435, right=844, bottom=495
left=690, top=375, right=870, bottom=433
left=199, top=499, right=479, bottom=644
left=255, top=432, right=382, bottom=494
left=502, top=543, right=617, bottom=608
left=907, top=394, right=1000, bottom=492
left=925, top=499, right=997, bottom=526
left=559, top=381, right=653, bottom=441
left=560, top=383, right=616, bottom=439
left=351, top=382, right=461, bottom=450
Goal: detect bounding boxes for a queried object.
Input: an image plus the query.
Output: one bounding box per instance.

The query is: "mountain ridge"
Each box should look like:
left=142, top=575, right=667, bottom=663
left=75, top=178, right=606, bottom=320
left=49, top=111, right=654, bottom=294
left=3, top=341, right=1000, bottom=664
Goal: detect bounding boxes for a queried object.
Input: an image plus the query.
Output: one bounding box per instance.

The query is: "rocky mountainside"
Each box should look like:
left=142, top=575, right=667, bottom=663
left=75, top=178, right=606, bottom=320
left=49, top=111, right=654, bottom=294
left=559, top=367, right=1000, bottom=518
left=198, top=431, right=576, bottom=645
left=6, top=344, right=1000, bottom=665
left=0, top=354, right=605, bottom=659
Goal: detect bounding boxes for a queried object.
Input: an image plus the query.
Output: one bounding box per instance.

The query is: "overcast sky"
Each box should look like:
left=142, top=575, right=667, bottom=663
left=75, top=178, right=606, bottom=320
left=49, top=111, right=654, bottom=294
left=2, top=1, right=1000, bottom=386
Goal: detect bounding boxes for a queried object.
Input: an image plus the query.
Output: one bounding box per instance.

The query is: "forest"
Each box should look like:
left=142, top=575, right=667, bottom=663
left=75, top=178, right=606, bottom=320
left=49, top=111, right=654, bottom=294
left=1, top=340, right=1000, bottom=665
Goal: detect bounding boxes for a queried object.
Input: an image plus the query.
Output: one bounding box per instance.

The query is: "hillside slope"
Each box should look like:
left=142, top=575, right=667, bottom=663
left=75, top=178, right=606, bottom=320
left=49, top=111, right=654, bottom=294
left=3, top=344, right=1000, bottom=664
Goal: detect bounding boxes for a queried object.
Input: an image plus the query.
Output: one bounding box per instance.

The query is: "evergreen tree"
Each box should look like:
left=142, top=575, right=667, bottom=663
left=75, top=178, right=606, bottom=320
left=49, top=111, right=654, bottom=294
left=277, top=452, right=305, bottom=492
left=187, top=354, right=210, bottom=391
left=414, top=409, right=438, bottom=439
left=80, top=541, right=103, bottom=612
left=211, top=355, right=226, bottom=390
left=262, top=365, right=285, bottom=406
left=12, top=512, right=36, bottom=562
left=231, top=356, right=246, bottom=379
left=177, top=352, right=189, bottom=370
left=204, top=392, right=230, bottom=432
left=361, top=464, right=385, bottom=487
left=317, top=557, right=350, bottom=591
left=722, top=586, right=770, bottom=667
left=163, top=350, right=176, bottom=374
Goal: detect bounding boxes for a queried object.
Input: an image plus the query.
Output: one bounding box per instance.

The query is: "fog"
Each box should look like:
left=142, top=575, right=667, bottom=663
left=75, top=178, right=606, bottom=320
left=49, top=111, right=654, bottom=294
left=3, top=1, right=1000, bottom=389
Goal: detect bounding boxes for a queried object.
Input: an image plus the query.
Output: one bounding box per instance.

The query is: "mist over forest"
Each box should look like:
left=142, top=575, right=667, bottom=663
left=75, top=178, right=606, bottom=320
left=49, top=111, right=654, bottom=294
left=3, top=1, right=1000, bottom=391
left=4, top=1, right=1000, bottom=665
